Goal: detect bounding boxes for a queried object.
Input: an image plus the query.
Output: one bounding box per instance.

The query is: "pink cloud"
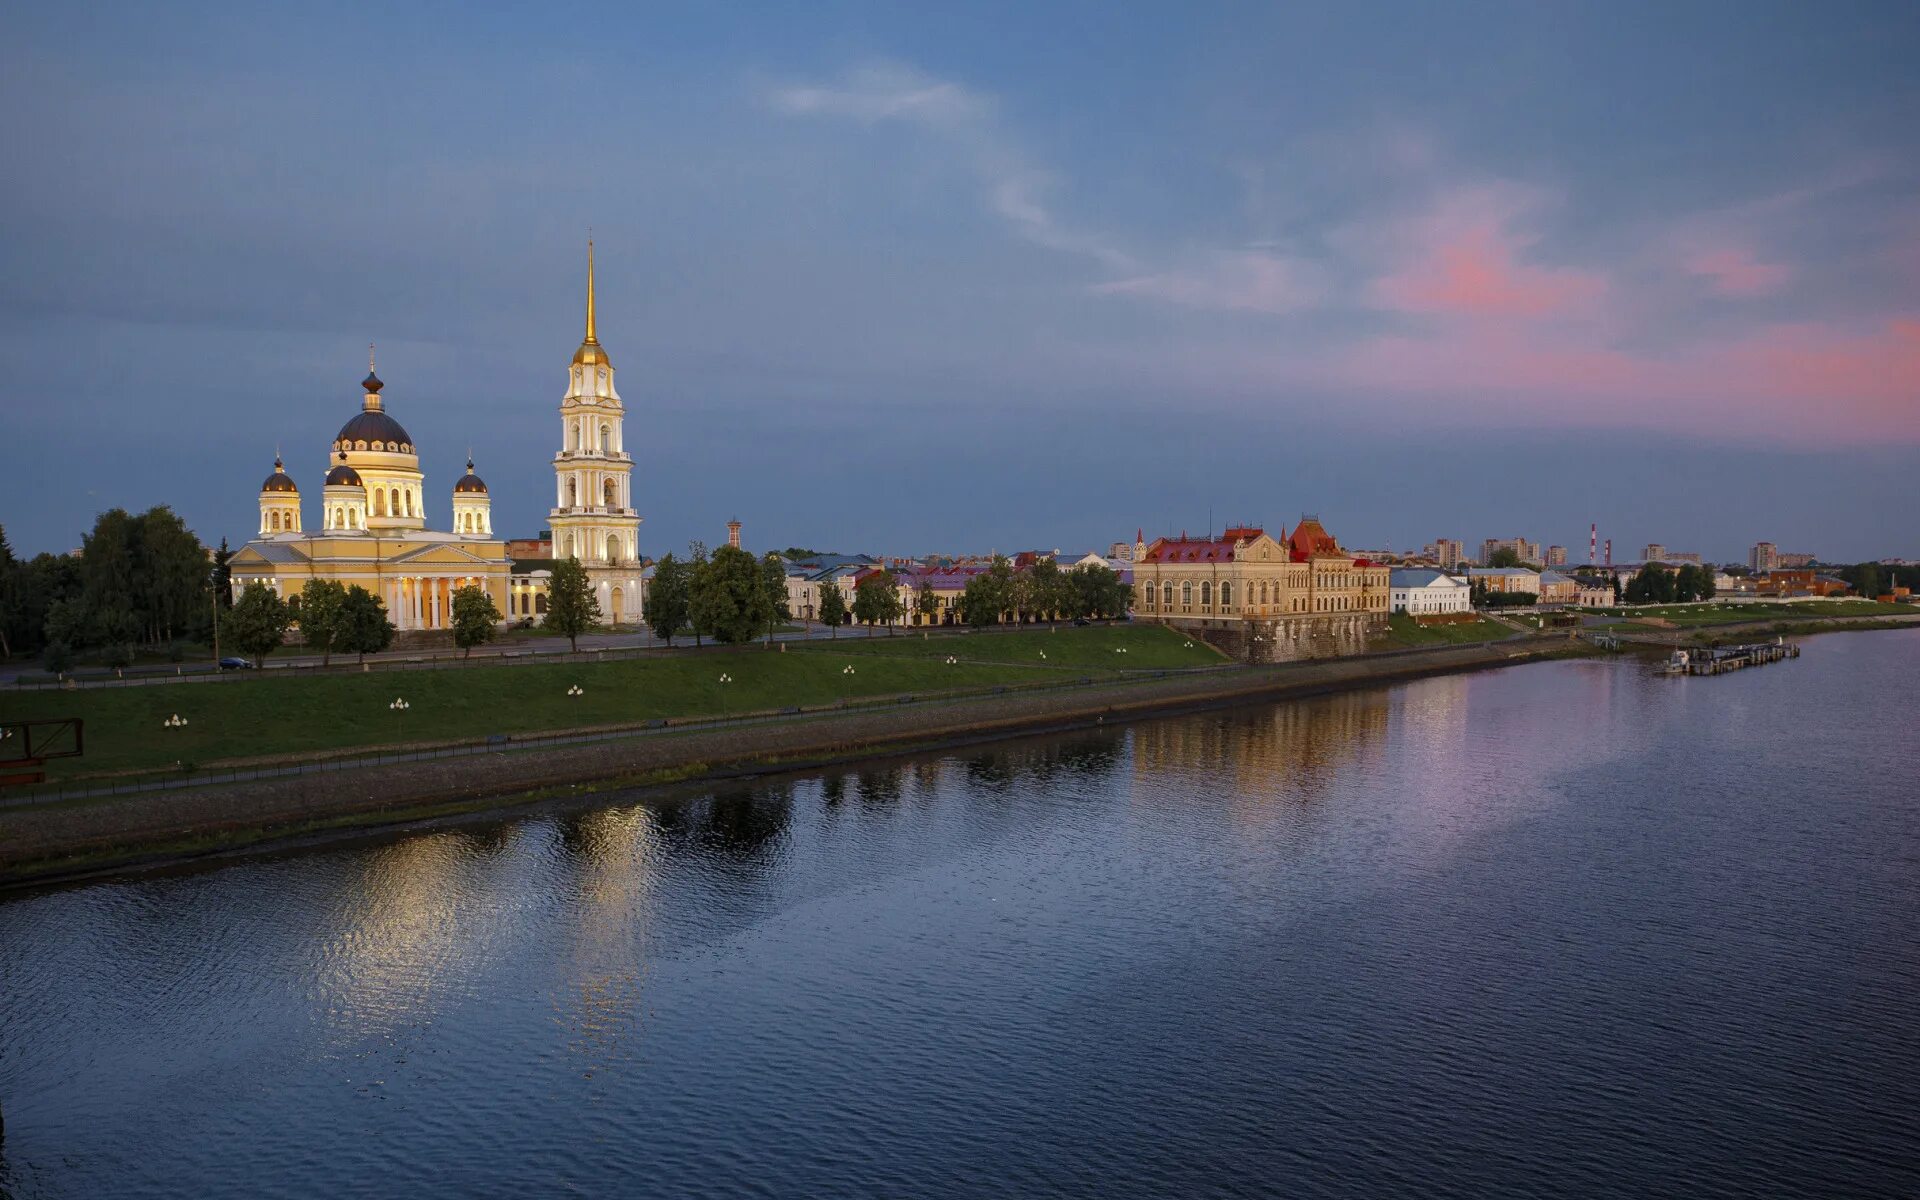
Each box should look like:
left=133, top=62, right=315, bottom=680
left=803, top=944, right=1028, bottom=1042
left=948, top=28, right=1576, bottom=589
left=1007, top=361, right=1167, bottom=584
left=1684, top=246, right=1791, bottom=297
left=1367, top=188, right=1608, bottom=318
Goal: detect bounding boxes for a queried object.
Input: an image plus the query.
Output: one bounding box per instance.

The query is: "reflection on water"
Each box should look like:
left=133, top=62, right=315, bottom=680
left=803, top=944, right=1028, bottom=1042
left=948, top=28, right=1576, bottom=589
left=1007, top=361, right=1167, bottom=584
left=3, top=632, right=1919, bottom=1199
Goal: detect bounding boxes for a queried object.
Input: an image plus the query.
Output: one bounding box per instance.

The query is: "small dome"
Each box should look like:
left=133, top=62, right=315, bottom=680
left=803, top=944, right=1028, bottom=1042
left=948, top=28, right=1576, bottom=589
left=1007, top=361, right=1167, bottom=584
left=260, top=456, right=298, bottom=493
left=324, top=452, right=363, bottom=487
left=453, top=458, right=488, bottom=494
left=335, top=409, right=414, bottom=452
left=362, top=370, right=384, bottom=394
left=572, top=340, right=612, bottom=369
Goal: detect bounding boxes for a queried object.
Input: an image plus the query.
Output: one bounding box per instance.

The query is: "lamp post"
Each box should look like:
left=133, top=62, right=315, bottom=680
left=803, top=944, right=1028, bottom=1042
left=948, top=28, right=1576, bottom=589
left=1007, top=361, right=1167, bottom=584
left=567, top=684, right=584, bottom=697
left=389, top=696, right=409, bottom=741
left=162, top=713, right=189, bottom=730
left=718, top=672, right=733, bottom=718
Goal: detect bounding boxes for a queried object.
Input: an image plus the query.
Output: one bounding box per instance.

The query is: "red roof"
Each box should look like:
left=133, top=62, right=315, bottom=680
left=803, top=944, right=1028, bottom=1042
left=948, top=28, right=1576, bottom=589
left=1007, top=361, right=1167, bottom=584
left=1140, top=535, right=1239, bottom=564
left=1289, top=518, right=1340, bottom=559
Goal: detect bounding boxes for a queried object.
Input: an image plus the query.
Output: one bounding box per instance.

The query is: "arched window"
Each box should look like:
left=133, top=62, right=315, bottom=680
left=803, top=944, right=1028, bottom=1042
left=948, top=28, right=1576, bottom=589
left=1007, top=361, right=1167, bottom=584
left=1181, top=580, right=1192, bottom=608
left=269, top=511, right=280, bottom=531
left=567, top=479, right=578, bottom=507
left=600, top=423, right=611, bottom=451
left=564, top=535, right=576, bottom=560
left=1219, top=581, right=1232, bottom=608
left=607, top=534, right=620, bottom=563
left=1200, top=581, right=1212, bottom=609
left=604, top=479, right=617, bottom=508
left=1163, top=581, right=1174, bottom=606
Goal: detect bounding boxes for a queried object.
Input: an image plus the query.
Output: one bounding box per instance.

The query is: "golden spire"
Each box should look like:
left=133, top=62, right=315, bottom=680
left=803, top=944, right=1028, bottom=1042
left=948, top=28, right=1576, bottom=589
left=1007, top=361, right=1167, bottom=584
left=584, top=239, right=598, bottom=345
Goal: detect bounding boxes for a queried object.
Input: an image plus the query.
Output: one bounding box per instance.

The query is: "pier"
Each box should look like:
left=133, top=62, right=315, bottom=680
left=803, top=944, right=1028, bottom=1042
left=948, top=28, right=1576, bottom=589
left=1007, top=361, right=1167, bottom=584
left=1665, top=640, right=1800, bottom=676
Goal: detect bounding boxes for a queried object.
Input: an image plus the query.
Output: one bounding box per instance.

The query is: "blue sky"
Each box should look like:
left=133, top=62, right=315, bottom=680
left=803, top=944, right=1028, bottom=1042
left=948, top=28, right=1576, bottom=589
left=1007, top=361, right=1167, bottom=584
left=2, top=1, right=1916, bottom=561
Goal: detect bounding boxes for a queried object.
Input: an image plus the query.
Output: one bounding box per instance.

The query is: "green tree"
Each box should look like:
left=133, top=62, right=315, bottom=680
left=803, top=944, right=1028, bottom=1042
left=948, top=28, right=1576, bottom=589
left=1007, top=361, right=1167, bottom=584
left=1486, top=547, right=1523, bottom=568
left=685, top=541, right=709, bottom=646
left=645, top=553, right=691, bottom=646
left=817, top=578, right=848, bottom=636
left=296, top=579, right=348, bottom=666
left=226, top=581, right=292, bottom=667
left=959, top=558, right=1015, bottom=628
left=1066, top=563, right=1129, bottom=619
left=915, top=578, right=940, bottom=626
left=451, top=584, right=503, bottom=658
left=42, top=639, right=74, bottom=676
left=853, top=569, right=902, bottom=635
left=761, top=552, right=791, bottom=644
left=1026, top=559, right=1064, bottom=625
left=210, top=538, right=235, bottom=609
left=1853, top=563, right=1883, bottom=599
left=135, top=506, right=208, bottom=646
left=338, top=585, right=396, bottom=663
left=0, top=524, right=16, bottom=659
left=688, top=544, right=767, bottom=644
left=545, top=557, right=601, bottom=651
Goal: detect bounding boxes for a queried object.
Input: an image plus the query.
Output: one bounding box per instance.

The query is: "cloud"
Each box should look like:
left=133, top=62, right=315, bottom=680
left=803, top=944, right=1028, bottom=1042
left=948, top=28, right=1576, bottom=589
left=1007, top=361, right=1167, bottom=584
left=1365, top=185, right=1608, bottom=318
left=1091, top=250, right=1318, bottom=314
left=769, top=63, right=1134, bottom=271
left=1683, top=245, right=1792, bottom=297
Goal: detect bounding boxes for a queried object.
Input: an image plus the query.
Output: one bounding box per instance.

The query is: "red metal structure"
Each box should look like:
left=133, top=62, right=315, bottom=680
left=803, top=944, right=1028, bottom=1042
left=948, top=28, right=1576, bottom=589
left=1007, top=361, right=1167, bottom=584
left=0, top=718, right=84, bottom=788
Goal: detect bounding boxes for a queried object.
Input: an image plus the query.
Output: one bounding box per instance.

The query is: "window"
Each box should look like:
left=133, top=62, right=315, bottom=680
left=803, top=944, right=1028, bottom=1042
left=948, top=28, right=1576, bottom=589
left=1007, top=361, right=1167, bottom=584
left=1219, top=582, right=1232, bottom=608
left=1163, top=581, right=1174, bottom=607
left=1181, top=580, right=1192, bottom=608
left=604, top=479, right=617, bottom=507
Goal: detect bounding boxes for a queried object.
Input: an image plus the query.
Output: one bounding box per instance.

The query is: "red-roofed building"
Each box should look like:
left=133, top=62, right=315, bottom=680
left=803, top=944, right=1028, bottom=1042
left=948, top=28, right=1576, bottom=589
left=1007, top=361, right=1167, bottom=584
left=1132, top=517, right=1389, bottom=662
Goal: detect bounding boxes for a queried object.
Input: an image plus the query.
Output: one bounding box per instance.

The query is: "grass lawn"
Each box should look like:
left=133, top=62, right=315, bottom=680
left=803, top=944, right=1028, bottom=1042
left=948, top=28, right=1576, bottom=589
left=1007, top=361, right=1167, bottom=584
left=1590, top=600, right=1913, bottom=628
left=4, top=626, right=1218, bottom=780
left=795, top=623, right=1225, bottom=670
left=1372, top=614, right=1515, bottom=649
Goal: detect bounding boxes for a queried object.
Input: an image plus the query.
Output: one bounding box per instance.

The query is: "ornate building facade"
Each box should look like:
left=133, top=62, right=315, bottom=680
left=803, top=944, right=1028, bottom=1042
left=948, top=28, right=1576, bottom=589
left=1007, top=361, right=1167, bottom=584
left=1131, top=518, right=1389, bottom=661
left=229, top=361, right=512, bottom=630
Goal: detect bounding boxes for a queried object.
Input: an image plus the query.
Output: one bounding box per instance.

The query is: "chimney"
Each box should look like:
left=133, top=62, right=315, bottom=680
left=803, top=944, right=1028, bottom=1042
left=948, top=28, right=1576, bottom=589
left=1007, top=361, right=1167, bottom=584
left=727, top=519, right=742, bottom=550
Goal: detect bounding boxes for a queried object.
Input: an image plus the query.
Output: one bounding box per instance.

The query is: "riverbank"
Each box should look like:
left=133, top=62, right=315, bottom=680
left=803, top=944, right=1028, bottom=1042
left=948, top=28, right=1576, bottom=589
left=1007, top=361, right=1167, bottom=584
left=0, top=638, right=1592, bottom=887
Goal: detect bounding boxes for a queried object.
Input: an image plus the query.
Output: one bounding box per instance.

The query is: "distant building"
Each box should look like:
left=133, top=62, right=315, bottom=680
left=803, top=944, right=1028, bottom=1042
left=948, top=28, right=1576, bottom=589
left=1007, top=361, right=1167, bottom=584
left=1757, top=569, right=1849, bottom=597
left=1750, top=541, right=1778, bottom=573
left=1643, top=543, right=1666, bottom=562
left=1575, top=581, right=1615, bottom=607
left=1546, top=545, right=1568, bottom=567
left=1431, top=538, right=1469, bottom=571
left=1777, top=552, right=1816, bottom=568
left=1389, top=568, right=1470, bottom=615
left=1467, top=566, right=1542, bottom=596
left=1537, top=571, right=1578, bottom=605
left=1480, top=537, right=1542, bottom=566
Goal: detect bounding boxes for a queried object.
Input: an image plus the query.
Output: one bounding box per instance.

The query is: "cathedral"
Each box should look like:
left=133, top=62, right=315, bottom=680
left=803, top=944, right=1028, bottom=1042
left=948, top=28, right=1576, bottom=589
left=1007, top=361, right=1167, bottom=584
left=229, top=247, right=644, bottom=631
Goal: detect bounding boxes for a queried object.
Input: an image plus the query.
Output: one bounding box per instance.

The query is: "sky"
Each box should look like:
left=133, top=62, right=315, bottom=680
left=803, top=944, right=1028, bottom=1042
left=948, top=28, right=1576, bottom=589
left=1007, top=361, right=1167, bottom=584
left=2, top=1, right=1916, bottom=563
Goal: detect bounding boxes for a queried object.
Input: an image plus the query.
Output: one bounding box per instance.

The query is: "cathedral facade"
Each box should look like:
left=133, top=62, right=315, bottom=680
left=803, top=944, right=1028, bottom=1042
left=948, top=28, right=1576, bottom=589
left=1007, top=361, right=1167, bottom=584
left=231, top=247, right=643, bottom=633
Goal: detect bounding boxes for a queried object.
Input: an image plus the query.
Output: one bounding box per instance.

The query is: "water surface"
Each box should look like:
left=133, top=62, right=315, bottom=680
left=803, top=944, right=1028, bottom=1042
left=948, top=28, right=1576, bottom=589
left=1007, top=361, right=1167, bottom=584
left=3, top=631, right=1917, bottom=1198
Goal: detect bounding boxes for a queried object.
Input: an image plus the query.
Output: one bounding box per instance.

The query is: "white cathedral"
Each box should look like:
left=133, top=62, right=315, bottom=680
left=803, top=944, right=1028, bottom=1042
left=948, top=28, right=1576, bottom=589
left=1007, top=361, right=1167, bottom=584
left=230, top=246, right=646, bottom=630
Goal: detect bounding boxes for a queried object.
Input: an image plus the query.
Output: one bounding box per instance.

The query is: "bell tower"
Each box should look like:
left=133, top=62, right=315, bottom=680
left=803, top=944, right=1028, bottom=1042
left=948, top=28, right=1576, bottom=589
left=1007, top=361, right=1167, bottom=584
left=549, top=241, right=641, bottom=568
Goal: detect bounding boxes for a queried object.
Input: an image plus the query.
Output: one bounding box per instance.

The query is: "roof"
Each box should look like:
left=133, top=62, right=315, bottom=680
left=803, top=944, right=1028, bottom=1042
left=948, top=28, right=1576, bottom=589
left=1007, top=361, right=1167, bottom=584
left=1468, top=567, right=1538, bottom=579
left=335, top=409, right=414, bottom=452
left=1289, top=518, right=1340, bottom=559
left=1141, top=536, right=1239, bottom=564
left=1390, top=568, right=1465, bottom=588
left=1539, top=571, right=1575, bottom=585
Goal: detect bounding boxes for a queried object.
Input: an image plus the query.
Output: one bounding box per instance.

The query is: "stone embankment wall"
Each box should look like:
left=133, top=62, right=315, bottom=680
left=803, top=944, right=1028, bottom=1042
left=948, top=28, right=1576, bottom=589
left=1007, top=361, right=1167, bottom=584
left=0, top=639, right=1565, bottom=884
left=1157, top=614, right=1385, bottom=663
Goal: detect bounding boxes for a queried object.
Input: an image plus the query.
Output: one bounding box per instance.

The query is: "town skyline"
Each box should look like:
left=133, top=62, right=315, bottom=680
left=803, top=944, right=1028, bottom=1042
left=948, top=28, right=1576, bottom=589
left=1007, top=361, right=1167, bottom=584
left=4, top=3, right=1917, bottom=560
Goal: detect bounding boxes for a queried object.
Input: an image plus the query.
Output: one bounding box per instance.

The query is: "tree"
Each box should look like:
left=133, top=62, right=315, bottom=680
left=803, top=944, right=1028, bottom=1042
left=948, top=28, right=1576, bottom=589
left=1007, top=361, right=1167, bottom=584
left=645, top=553, right=691, bottom=646
left=338, top=585, right=396, bottom=663
left=1486, top=547, right=1523, bottom=568
left=959, top=559, right=1016, bottom=628
left=1066, top=563, right=1129, bottom=619
left=210, top=538, right=235, bottom=609
left=915, top=578, right=940, bottom=627
left=853, top=569, right=902, bottom=635
left=42, top=639, right=74, bottom=676
left=136, top=506, right=208, bottom=646
left=1026, top=559, right=1064, bottom=625
left=545, top=556, right=601, bottom=651
left=226, top=581, right=292, bottom=667
left=761, top=552, right=791, bottom=644
left=687, top=544, right=767, bottom=644
left=297, top=579, right=348, bottom=666
left=451, top=584, right=503, bottom=657
left=685, top=541, right=709, bottom=646
left=818, top=578, right=848, bottom=636
left=1853, top=563, right=1883, bottom=600
left=0, top=524, right=16, bottom=659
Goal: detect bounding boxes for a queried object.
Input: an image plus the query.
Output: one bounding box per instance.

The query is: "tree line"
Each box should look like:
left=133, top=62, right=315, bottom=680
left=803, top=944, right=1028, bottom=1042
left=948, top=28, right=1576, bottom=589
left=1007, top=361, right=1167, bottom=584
left=1624, top=562, right=1717, bottom=604
left=1, top=510, right=226, bottom=669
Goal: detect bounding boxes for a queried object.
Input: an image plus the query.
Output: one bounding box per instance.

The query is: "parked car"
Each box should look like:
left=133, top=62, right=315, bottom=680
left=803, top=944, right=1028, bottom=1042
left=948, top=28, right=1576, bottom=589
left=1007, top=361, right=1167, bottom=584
left=218, top=656, right=252, bottom=671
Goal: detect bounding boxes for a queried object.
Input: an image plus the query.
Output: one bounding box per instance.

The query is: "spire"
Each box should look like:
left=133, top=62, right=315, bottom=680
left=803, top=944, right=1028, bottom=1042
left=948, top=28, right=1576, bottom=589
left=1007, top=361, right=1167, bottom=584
left=584, top=239, right=598, bottom=345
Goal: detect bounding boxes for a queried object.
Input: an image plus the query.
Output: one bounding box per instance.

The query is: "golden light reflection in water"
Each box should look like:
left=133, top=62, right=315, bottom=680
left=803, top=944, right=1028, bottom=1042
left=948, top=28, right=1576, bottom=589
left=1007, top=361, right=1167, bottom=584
left=550, top=803, right=660, bottom=1077
left=1131, top=689, right=1391, bottom=806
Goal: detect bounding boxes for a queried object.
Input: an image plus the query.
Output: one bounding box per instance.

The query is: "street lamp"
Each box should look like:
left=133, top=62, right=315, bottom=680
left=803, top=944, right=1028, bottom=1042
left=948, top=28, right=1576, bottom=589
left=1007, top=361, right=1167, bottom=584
left=842, top=664, right=856, bottom=675
left=389, top=696, right=409, bottom=740
left=162, top=713, right=189, bottom=729
left=567, top=684, right=584, bottom=697
left=718, top=672, right=733, bottom=718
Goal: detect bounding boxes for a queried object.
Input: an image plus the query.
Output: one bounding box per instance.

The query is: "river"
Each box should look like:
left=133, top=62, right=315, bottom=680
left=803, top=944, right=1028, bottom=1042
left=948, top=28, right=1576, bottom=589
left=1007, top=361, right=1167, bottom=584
left=2, top=630, right=1917, bottom=1198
